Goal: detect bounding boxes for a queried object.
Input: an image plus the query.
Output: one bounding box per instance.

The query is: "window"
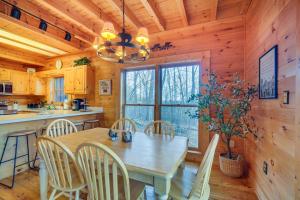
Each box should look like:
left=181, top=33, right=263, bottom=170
left=53, top=77, right=66, bottom=102
left=122, top=62, right=201, bottom=148
left=160, top=63, right=200, bottom=148
left=123, top=68, right=155, bottom=131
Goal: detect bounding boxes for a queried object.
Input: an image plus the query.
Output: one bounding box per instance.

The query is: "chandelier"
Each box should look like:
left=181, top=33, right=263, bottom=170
left=92, top=0, right=150, bottom=64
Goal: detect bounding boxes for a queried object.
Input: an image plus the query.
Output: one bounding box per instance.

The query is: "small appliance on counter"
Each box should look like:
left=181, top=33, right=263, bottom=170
left=72, top=98, right=84, bottom=111
left=13, top=101, right=18, bottom=110
left=0, top=101, right=17, bottom=115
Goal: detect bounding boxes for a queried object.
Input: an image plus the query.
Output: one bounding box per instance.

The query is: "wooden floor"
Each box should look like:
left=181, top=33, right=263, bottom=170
left=0, top=164, right=257, bottom=200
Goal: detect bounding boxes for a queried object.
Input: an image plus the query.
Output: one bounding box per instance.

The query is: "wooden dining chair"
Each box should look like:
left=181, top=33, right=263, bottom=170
left=169, top=134, right=219, bottom=200
left=144, top=120, right=175, bottom=136
left=37, top=136, right=86, bottom=200
left=111, top=118, right=137, bottom=133
left=76, top=142, right=146, bottom=200
left=46, top=119, right=78, bottom=137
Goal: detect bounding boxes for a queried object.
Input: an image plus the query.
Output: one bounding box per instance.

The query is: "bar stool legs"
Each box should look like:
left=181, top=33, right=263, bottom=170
left=83, top=119, right=100, bottom=130
left=0, top=130, right=38, bottom=188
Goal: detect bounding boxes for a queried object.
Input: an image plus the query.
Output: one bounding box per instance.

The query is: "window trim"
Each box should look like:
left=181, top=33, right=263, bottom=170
left=119, top=51, right=211, bottom=158
left=122, top=67, right=156, bottom=125
left=122, top=62, right=201, bottom=150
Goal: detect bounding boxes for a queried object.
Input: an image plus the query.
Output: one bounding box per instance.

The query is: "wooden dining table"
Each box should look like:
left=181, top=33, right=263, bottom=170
left=39, top=128, right=188, bottom=200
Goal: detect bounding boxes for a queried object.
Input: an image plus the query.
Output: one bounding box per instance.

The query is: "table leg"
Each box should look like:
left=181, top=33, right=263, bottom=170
left=39, top=159, right=48, bottom=200
left=154, top=176, right=171, bottom=200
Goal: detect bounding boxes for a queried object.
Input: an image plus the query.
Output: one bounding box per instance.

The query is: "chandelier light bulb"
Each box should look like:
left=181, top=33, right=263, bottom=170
left=101, top=22, right=117, bottom=41
left=136, top=27, right=149, bottom=45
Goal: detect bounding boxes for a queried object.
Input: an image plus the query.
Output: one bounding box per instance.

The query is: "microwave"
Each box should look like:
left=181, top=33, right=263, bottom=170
left=0, top=82, right=13, bottom=95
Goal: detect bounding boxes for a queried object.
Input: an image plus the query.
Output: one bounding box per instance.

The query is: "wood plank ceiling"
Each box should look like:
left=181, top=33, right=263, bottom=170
left=0, top=0, right=251, bottom=66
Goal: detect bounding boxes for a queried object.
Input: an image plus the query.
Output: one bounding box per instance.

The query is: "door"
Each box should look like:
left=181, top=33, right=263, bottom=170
left=0, top=68, right=11, bottom=81
left=11, top=71, right=29, bottom=95
left=64, top=68, right=74, bottom=94
left=29, top=73, right=46, bottom=95
left=73, top=66, right=86, bottom=94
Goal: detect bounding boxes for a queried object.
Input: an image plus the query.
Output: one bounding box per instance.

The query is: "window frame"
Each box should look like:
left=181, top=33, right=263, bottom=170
left=122, top=66, right=156, bottom=129
left=158, top=62, right=201, bottom=150
left=53, top=77, right=66, bottom=103
left=121, top=62, right=201, bottom=150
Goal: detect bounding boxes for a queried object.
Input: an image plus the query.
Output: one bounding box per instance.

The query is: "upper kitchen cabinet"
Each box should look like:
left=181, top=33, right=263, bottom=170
left=29, top=73, right=46, bottom=95
left=0, top=68, right=11, bottom=81
left=11, top=71, right=29, bottom=95
left=64, top=65, right=94, bottom=94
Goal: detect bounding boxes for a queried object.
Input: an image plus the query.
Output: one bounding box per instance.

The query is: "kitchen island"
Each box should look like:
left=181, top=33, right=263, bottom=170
left=0, top=108, right=103, bottom=180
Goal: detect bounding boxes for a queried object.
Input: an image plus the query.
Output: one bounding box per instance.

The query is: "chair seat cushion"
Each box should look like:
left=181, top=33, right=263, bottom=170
left=169, top=167, right=197, bottom=200
left=8, top=130, right=36, bottom=137
left=85, top=119, right=99, bottom=123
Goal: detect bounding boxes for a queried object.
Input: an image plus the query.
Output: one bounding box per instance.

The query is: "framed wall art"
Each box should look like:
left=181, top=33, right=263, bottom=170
left=259, top=45, right=278, bottom=99
left=99, top=79, right=112, bottom=95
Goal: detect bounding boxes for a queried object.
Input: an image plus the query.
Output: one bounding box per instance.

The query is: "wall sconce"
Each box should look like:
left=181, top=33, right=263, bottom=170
left=39, top=20, right=47, bottom=31
left=10, top=6, right=21, bottom=20
left=283, top=90, right=289, bottom=104
left=64, top=32, right=71, bottom=41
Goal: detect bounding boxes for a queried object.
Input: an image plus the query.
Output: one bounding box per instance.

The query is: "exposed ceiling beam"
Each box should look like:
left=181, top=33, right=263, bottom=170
left=139, top=0, right=165, bottom=31
left=30, top=0, right=101, bottom=37
left=0, top=28, right=66, bottom=56
left=240, top=0, right=252, bottom=14
left=0, top=45, right=46, bottom=66
left=211, top=0, right=219, bottom=20
left=175, top=0, right=188, bottom=26
left=5, top=0, right=93, bottom=44
left=0, top=12, right=82, bottom=53
left=71, top=0, right=121, bottom=32
left=107, top=0, right=143, bottom=30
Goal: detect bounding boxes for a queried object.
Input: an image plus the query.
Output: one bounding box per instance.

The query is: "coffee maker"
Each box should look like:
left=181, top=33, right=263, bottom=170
left=72, top=98, right=84, bottom=111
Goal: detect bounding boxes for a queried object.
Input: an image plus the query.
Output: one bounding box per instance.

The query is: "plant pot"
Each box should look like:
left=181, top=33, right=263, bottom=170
left=219, top=153, right=244, bottom=178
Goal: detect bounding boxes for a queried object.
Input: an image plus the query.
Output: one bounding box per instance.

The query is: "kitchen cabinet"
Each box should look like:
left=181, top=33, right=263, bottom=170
left=0, top=68, right=11, bottom=81
left=29, top=73, right=46, bottom=95
left=64, top=65, right=93, bottom=94
left=64, top=68, right=74, bottom=93
left=11, top=71, right=29, bottom=95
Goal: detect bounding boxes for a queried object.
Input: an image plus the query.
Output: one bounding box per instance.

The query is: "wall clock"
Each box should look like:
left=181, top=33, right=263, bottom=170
left=55, top=59, right=63, bottom=70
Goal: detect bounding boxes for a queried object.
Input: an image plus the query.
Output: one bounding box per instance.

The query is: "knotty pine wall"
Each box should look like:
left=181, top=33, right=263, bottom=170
left=0, top=59, right=43, bottom=105
left=42, top=16, right=245, bottom=157
left=244, top=0, right=298, bottom=199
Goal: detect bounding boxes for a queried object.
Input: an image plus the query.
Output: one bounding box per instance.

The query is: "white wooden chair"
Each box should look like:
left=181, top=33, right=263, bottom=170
left=169, top=134, right=219, bottom=200
left=144, top=120, right=175, bottom=136
left=46, top=119, right=78, bottom=137
left=111, top=118, right=137, bottom=133
left=76, top=142, right=146, bottom=200
left=37, top=136, right=86, bottom=200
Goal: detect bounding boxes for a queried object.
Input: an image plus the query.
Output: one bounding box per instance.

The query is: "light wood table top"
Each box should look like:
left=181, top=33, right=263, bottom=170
left=55, top=128, right=188, bottom=178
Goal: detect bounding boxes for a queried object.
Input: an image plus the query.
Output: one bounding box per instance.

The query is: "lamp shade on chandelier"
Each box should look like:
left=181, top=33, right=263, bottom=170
left=93, top=0, right=150, bottom=64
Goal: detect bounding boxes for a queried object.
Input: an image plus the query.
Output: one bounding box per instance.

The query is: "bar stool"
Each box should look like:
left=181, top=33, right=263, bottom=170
left=72, top=120, right=85, bottom=131
left=84, top=119, right=100, bottom=130
left=0, top=130, right=38, bottom=188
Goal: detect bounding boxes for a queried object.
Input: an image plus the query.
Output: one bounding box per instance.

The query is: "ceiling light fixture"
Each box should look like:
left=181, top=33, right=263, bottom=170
left=94, top=0, right=150, bottom=64
left=10, top=6, right=21, bottom=20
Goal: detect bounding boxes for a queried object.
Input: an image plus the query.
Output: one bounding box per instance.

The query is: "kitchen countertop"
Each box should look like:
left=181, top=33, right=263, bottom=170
left=0, top=107, right=103, bottom=125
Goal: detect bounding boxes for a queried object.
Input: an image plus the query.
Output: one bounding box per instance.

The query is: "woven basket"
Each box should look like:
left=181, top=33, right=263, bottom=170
left=219, top=153, right=244, bottom=178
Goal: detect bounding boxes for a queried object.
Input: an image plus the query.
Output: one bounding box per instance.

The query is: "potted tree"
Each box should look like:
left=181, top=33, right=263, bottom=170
left=187, top=72, right=257, bottom=177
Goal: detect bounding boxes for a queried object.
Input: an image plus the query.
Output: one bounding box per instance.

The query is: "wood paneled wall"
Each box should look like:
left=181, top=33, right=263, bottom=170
left=43, top=16, right=245, bottom=157
left=0, top=59, right=43, bottom=105
left=244, top=0, right=298, bottom=199
left=44, top=51, right=118, bottom=127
